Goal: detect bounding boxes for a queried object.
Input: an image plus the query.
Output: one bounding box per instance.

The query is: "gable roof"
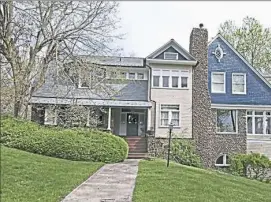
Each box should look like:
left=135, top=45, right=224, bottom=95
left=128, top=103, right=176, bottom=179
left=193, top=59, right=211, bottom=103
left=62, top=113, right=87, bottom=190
left=146, top=39, right=196, bottom=61
left=208, top=34, right=271, bottom=89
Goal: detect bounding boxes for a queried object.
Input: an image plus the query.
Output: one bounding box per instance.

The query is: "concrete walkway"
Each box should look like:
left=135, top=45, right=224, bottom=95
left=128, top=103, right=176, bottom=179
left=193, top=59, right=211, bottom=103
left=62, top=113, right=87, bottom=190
left=62, top=159, right=140, bottom=202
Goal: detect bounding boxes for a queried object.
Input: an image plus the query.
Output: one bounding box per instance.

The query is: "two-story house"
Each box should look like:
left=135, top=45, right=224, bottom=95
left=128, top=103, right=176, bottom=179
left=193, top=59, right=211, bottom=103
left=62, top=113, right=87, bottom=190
left=28, top=25, right=271, bottom=166
left=208, top=34, right=271, bottom=166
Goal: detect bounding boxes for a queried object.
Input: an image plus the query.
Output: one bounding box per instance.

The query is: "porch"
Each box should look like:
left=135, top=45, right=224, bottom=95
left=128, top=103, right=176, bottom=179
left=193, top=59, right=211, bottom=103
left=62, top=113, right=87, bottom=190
left=29, top=97, right=152, bottom=137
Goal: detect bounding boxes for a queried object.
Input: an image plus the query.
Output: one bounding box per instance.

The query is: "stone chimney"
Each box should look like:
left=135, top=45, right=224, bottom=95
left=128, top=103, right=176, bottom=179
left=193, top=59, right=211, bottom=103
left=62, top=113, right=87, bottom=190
left=189, top=24, right=216, bottom=167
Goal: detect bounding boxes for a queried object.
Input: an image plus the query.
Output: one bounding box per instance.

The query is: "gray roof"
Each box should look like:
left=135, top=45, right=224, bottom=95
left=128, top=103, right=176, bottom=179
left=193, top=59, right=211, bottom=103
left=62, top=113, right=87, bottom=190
left=31, top=60, right=149, bottom=104
left=32, top=80, right=149, bottom=101
left=78, top=56, right=144, bottom=67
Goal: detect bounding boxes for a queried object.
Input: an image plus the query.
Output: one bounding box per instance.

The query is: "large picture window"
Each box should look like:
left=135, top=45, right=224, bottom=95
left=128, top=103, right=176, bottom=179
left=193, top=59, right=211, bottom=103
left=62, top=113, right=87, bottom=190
left=247, top=111, right=271, bottom=135
left=160, top=104, right=180, bottom=127
left=232, top=73, right=246, bottom=94
left=211, top=72, right=225, bottom=93
left=216, top=109, right=237, bottom=133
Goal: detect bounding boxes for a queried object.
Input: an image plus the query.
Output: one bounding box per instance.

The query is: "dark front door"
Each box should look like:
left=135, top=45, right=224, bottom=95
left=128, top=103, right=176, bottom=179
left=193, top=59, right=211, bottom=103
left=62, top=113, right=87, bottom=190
left=127, top=113, right=138, bottom=136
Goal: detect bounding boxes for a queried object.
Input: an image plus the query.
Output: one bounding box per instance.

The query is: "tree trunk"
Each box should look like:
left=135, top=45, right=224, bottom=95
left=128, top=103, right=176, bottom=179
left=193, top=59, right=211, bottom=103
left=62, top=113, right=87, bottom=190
left=14, top=100, right=21, bottom=118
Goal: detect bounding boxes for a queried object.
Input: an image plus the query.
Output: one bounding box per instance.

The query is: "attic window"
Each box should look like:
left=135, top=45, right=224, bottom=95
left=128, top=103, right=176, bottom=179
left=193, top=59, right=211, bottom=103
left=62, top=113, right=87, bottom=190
left=164, top=52, right=178, bottom=60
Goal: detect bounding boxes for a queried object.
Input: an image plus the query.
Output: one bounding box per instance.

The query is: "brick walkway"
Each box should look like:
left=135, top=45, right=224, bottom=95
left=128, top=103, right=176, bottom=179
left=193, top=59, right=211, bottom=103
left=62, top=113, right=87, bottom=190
left=62, top=159, right=140, bottom=202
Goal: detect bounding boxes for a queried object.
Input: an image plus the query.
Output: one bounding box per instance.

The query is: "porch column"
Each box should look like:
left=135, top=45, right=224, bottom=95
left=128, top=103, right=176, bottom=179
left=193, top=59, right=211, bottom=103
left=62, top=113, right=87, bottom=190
left=147, top=108, right=152, bottom=130
left=107, top=107, right=111, bottom=130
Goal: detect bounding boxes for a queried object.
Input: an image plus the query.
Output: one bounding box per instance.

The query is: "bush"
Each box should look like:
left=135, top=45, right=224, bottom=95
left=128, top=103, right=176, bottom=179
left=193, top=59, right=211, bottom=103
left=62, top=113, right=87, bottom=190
left=170, top=139, right=202, bottom=168
left=1, top=116, right=128, bottom=163
left=229, top=153, right=271, bottom=181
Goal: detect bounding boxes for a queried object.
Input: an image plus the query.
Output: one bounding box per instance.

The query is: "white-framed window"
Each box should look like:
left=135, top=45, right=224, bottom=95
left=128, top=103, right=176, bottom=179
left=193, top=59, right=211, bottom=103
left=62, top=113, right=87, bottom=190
left=152, top=69, right=189, bottom=89
left=137, top=73, right=144, bottom=80
left=215, top=154, right=230, bottom=167
left=211, top=72, right=225, bottom=93
left=181, top=77, right=188, bottom=88
left=128, top=72, right=136, bottom=79
left=44, top=107, right=57, bottom=125
left=247, top=110, right=271, bottom=135
left=152, top=69, right=160, bottom=87
left=160, top=104, right=180, bottom=127
left=216, top=109, right=237, bottom=133
left=164, top=52, right=178, bottom=60
left=232, top=73, right=246, bottom=94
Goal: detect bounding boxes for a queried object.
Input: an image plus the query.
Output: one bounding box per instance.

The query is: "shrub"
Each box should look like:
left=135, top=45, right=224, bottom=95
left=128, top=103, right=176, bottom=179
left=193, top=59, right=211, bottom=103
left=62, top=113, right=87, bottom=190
left=170, top=139, right=202, bottom=168
left=229, top=153, right=271, bottom=181
left=1, top=116, right=128, bottom=163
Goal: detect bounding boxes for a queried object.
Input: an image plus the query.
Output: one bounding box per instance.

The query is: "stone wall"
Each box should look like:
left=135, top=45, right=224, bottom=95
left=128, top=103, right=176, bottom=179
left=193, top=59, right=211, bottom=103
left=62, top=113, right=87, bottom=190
left=147, top=136, right=169, bottom=158
left=189, top=26, right=216, bottom=167
left=212, top=109, right=247, bottom=165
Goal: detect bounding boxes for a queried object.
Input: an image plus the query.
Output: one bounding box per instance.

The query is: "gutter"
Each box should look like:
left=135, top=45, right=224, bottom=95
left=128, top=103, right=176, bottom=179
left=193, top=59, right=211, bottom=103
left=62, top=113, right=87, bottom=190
left=145, top=60, right=156, bottom=135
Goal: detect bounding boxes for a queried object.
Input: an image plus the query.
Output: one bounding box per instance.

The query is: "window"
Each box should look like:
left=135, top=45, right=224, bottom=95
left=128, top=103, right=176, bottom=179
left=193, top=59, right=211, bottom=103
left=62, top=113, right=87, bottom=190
left=120, top=72, right=127, bottom=79
left=78, top=72, right=90, bottom=88
left=232, top=73, right=246, bottom=94
left=211, top=72, right=225, bottom=93
left=137, top=73, right=144, bottom=80
left=162, top=70, right=170, bottom=87
left=216, top=109, right=237, bottom=133
left=162, top=76, right=169, bottom=87
left=247, top=111, right=271, bottom=135
left=181, top=77, right=188, bottom=88
left=153, top=76, right=160, bottom=87
left=160, top=104, right=180, bottom=127
left=215, top=154, right=230, bottom=167
left=128, top=72, right=136, bottom=79
left=44, top=107, right=57, bottom=125
left=164, top=52, right=178, bottom=60
left=172, top=77, right=179, bottom=88
left=152, top=69, right=189, bottom=88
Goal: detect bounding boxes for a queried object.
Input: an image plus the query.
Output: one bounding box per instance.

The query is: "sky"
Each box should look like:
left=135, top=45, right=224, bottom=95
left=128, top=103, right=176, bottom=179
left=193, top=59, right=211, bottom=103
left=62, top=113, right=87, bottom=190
left=116, top=1, right=271, bottom=58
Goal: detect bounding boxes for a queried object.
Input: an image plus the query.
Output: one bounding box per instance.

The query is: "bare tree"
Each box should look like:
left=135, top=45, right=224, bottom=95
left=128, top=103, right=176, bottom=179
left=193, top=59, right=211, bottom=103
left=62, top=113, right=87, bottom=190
left=0, top=1, right=122, bottom=118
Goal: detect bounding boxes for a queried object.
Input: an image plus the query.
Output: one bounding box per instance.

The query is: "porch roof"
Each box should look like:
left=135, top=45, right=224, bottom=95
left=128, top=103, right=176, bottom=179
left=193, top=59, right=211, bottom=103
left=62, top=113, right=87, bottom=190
left=30, top=97, right=152, bottom=108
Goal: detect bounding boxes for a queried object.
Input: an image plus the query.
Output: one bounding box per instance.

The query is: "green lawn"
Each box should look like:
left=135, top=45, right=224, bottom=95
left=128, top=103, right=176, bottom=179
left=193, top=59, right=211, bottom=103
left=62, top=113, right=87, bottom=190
left=133, top=159, right=271, bottom=202
left=1, top=146, right=104, bottom=202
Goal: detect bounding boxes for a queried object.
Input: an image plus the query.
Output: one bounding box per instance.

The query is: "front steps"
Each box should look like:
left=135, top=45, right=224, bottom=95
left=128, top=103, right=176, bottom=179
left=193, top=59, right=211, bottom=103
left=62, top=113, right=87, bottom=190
left=125, top=136, right=148, bottom=159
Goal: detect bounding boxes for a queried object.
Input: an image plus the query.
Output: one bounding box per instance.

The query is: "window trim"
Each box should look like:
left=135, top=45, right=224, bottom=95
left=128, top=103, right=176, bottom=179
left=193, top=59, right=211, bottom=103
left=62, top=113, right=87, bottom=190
left=164, top=52, right=178, bottom=60
left=216, top=109, right=238, bottom=134
left=211, top=72, right=226, bottom=93
left=215, top=154, right=230, bottom=167
left=159, top=104, right=180, bottom=128
left=232, top=73, right=246, bottom=95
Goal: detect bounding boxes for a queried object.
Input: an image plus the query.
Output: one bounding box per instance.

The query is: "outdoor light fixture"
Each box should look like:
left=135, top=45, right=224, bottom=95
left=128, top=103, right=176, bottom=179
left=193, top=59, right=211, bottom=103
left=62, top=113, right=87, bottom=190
left=167, top=122, right=174, bottom=167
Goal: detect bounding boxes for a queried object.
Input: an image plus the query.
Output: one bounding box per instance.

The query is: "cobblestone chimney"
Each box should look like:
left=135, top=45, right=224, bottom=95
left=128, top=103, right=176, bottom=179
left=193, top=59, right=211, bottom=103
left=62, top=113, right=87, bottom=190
left=189, top=24, right=216, bottom=167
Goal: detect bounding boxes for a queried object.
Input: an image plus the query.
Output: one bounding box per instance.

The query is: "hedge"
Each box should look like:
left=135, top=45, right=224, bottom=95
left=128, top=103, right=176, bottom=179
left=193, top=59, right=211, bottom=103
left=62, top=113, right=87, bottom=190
left=0, top=116, right=128, bottom=163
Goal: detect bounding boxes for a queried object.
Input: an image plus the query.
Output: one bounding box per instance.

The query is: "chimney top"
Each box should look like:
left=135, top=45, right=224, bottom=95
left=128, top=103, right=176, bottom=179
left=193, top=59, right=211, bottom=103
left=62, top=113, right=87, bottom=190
left=199, top=23, right=204, bottom=28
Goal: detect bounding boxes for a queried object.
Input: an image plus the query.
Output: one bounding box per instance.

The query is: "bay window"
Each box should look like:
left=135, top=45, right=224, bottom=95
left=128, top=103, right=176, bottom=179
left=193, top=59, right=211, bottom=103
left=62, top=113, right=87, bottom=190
left=160, top=104, right=180, bottom=127
left=232, top=73, right=246, bottom=94
left=211, top=72, right=225, bottom=93
left=247, top=111, right=271, bottom=135
left=216, top=109, right=237, bottom=133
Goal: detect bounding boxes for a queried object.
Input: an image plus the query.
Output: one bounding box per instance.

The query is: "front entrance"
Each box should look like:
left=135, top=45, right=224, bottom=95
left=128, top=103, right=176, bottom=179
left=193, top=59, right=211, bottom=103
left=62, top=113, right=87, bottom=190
left=126, top=113, right=139, bottom=136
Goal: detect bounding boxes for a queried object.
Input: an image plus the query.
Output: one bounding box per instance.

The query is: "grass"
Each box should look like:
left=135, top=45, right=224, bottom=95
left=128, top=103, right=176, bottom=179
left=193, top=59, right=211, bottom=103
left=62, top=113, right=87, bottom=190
left=1, top=146, right=104, bottom=202
left=133, top=159, right=271, bottom=202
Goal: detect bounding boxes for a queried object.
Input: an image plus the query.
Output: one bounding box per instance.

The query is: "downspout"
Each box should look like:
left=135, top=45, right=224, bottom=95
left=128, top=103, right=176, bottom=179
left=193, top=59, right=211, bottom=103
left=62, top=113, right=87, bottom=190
left=145, top=60, right=156, bottom=136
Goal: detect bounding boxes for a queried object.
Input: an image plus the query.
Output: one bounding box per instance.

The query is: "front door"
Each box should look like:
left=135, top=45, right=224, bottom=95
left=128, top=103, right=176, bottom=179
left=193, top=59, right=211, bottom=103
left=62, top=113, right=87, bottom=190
left=127, top=113, right=138, bottom=136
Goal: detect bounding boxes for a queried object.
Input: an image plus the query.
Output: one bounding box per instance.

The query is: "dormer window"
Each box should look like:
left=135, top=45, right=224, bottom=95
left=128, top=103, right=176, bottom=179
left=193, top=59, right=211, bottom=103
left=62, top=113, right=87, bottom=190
left=164, top=52, right=178, bottom=60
